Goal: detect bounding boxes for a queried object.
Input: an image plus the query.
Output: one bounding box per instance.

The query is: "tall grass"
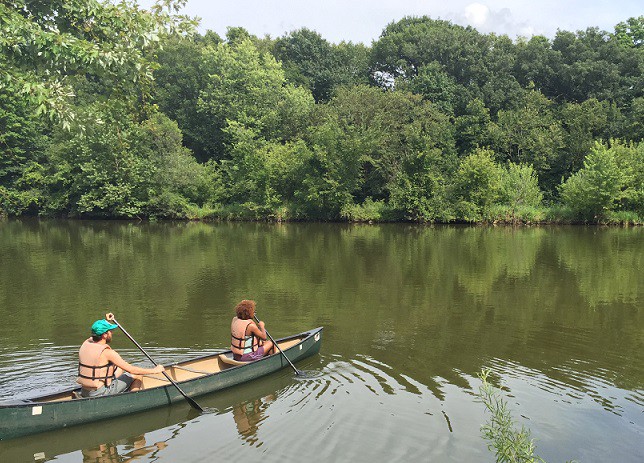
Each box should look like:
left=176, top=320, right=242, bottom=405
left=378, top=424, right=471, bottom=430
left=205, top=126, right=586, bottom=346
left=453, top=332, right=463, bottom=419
left=478, top=369, right=545, bottom=463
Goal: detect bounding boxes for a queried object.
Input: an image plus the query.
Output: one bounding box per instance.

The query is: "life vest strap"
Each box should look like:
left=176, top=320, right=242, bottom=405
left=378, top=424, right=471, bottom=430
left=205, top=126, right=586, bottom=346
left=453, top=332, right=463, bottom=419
left=78, top=361, right=117, bottom=383
left=231, top=322, right=258, bottom=353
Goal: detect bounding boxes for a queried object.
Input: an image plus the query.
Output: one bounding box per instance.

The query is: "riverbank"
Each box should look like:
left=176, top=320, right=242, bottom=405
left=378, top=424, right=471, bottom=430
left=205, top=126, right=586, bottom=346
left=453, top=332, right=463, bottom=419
left=3, top=207, right=642, bottom=226
left=151, top=201, right=644, bottom=226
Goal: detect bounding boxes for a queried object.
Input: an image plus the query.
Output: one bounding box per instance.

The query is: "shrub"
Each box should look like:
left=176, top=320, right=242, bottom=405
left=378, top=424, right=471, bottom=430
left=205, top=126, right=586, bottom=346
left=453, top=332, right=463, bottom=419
left=340, top=198, right=391, bottom=222
left=559, top=142, right=627, bottom=221
left=452, top=149, right=504, bottom=221
left=498, top=163, right=543, bottom=223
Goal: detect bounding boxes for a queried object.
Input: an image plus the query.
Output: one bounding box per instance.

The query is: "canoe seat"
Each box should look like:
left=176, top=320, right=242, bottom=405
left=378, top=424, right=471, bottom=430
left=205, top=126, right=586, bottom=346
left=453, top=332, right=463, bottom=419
left=218, top=353, right=250, bottom=366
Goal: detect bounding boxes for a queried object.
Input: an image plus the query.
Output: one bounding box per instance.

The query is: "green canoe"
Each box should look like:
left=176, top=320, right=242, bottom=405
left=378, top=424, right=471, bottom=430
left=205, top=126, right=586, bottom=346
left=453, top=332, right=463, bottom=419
left=0, top=327, right=323, bottom=441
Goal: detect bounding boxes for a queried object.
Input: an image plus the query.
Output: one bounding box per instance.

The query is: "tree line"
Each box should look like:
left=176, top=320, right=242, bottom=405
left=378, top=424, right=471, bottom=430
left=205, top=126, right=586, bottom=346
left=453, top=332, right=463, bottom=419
left=1, top=1, right=642, bottom=223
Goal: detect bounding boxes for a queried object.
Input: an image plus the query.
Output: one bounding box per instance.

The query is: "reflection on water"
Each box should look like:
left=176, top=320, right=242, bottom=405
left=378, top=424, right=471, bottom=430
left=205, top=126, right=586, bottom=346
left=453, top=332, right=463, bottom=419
left=0, top=404, right=196, bottom=463
left=0, top=220, right=642, bottom=462
left=80, top=435, right=167, bottom=463
left=232, top=394, right=276, bottom=446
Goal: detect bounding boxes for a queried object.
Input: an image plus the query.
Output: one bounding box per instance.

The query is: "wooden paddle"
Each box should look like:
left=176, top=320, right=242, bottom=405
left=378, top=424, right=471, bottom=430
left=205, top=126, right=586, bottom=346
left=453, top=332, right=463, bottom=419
left=109, top=316, right=204, bottom=412
left=253, top=314, right=306, bottom=377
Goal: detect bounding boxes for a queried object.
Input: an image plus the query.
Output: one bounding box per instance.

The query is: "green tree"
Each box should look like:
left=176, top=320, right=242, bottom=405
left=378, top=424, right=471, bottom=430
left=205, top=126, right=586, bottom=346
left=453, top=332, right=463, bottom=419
left=0, top=0, right=197, bottom=217
left=623, top=96, right=644, bottom=141
left=550, top=27, right=641, bottom=106
left=514, top=35, right=562, bottom=98
left=454, top=99, right=496, bottom=155
left=480, top=34, right=524, bottom=115
left=218, top=122, right=312, bottom=219
left=559, top=142, right=628, bottom=220
left=43, top=105, right=214, bottom=218
left=498, top=163, right=543, bottom=222
left=303, top=85, right=455, bottom=218
left=388, top=147, right=455, bottom=222
left=0, top=0, right=195, bottom=125
left=492, top=89, right=564, bottom=194
left=296, top=115, right=364, bottom=219
left=371, top=17, right=521, bottom=114
left=452, top=149, right=504, bottom=221
left=558, top=98, right=611, bottom=173
left=138, top=112, right=215, bottom=218
left=196, top=37, right=314, bottom=159
left=515, top=24, right=642, bottom=123
left=43, top=102, right=151, bottom=217
left=611, top=141, right=644, bottom=216
left=153, top=31, right=222, bottom=161
left=0, top=87, right=49, bottom=215
left=399, top=62, right=457, bottom=114
left=273, top=28, right=369, bottom=102
left=614, top=16, right=644, bottom=48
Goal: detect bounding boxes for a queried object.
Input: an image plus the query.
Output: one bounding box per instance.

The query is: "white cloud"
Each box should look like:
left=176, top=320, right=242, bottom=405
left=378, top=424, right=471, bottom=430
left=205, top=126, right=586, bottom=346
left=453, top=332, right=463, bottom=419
left=450, top=3, right=539, bottom=38
left=464, top=3, right=490, bottom=27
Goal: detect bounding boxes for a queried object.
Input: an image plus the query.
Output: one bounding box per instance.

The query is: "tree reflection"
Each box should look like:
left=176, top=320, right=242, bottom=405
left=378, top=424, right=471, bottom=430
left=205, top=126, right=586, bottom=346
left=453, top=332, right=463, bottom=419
left=232, top=394, right=276, bottom=446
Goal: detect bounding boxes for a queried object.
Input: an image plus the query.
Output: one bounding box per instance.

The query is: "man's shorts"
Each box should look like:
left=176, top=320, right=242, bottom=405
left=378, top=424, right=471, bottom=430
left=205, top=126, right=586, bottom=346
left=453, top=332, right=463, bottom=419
left=80, top=374, right=135, bottom=398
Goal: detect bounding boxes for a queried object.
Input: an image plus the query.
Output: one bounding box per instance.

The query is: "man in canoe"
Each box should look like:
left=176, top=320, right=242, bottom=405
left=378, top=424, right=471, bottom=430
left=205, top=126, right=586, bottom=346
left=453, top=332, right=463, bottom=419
left=77, top=313, right=164, bottom=398
left=231, top=300, right=274, bottom=361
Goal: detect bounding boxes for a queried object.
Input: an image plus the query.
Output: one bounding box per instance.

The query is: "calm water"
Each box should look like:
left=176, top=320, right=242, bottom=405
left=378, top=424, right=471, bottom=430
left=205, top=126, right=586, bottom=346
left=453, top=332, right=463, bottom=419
left=0, top=219, right=642, bottom=462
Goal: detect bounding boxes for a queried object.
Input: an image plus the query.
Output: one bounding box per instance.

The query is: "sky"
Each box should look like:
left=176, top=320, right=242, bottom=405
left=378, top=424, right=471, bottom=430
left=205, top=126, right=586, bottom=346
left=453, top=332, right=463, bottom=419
left=139, top=0, right=642, bottom=43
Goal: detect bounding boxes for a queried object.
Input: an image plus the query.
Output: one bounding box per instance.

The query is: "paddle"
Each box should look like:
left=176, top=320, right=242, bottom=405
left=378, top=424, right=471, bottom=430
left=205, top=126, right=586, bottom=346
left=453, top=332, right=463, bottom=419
left=253, top=314, right=306, bottom=377
left=109, top=316, right=204, bottom=412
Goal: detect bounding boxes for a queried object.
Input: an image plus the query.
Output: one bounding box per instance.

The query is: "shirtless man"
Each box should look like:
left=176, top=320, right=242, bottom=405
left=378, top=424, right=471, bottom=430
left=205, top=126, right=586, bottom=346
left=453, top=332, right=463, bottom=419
left=77, top=313, right=164, bottom=397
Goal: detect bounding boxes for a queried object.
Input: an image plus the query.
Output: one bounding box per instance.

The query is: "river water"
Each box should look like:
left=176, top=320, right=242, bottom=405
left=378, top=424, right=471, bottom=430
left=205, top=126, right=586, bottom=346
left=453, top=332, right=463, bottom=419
left=0, top=220, right=642, bottom=462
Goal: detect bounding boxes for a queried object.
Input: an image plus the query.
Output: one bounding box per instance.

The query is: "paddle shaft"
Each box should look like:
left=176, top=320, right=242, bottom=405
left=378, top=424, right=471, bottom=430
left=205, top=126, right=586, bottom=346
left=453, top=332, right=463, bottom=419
left=111, top=318, right=204, bottom=412
left=253, top=315, right=303, bottom=376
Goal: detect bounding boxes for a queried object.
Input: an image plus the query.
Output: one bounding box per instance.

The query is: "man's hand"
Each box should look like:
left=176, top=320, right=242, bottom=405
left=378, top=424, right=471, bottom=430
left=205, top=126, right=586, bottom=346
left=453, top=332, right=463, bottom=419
left=153, top=365, right=165, bottom=374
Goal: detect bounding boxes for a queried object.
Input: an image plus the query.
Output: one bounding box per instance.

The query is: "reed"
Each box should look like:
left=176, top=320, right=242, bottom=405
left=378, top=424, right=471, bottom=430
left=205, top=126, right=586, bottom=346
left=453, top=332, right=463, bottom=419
left=478, top=369, right=545, bottom=463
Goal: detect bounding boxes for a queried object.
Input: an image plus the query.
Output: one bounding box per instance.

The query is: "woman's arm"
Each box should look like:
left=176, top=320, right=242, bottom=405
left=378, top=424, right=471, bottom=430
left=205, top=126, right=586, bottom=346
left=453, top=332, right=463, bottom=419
left=247, top=321, right=267, bottom=341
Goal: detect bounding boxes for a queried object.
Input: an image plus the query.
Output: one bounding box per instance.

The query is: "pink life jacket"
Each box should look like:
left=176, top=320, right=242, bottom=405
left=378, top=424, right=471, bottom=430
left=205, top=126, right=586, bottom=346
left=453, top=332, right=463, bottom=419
left=77, top=338, right=117, bottom=389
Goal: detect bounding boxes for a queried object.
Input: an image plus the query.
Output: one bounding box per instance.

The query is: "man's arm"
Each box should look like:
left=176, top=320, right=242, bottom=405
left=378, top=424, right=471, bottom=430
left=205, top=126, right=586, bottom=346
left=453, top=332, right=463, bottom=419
left=104, top=350, right=164, bottom=375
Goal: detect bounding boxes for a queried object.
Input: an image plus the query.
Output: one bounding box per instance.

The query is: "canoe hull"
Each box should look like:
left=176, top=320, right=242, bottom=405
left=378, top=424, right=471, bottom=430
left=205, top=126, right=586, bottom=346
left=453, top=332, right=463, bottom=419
left=0, top=327, right=322, bottom=440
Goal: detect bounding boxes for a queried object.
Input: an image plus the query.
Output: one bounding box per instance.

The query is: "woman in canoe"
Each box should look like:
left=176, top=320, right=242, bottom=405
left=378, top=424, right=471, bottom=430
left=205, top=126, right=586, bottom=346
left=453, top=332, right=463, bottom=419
left=231, top=300, right=274, bottom=361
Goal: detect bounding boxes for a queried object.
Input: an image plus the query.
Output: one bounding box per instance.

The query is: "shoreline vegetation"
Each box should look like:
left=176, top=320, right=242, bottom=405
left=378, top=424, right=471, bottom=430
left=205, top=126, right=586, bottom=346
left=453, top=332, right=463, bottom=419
left=1, top=2, right=642, bottom=225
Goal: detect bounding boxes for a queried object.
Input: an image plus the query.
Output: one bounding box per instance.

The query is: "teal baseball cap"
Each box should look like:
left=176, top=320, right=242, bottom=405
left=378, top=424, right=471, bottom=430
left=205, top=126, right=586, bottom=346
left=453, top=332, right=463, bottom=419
left=91, top=319, right=119, bottom=336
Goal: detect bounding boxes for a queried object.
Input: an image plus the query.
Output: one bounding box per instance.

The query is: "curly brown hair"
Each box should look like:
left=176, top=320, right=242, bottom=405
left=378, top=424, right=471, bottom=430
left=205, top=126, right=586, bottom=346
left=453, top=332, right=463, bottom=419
left=235, top=300, right=256, bottom=320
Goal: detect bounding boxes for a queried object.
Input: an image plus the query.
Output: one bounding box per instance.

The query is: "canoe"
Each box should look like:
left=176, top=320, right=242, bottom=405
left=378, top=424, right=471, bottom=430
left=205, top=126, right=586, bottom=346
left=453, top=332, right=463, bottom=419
left=0, top=327, right=323, bottom=441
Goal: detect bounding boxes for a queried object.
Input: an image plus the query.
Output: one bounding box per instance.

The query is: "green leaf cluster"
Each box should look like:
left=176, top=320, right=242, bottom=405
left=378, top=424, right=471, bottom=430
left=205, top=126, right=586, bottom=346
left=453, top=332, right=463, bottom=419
left=560, top=141, right=643, bottom=220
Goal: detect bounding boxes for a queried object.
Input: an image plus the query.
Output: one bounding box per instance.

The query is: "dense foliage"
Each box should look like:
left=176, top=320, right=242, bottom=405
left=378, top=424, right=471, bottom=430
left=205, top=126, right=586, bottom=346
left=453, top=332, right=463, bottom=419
left=1, top=4, right=642, bottom=223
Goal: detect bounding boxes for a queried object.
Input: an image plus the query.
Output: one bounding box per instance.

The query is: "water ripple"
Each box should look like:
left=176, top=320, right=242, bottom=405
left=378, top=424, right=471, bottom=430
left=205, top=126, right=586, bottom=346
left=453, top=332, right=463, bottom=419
left=486, top=357, right=642, bottom=416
